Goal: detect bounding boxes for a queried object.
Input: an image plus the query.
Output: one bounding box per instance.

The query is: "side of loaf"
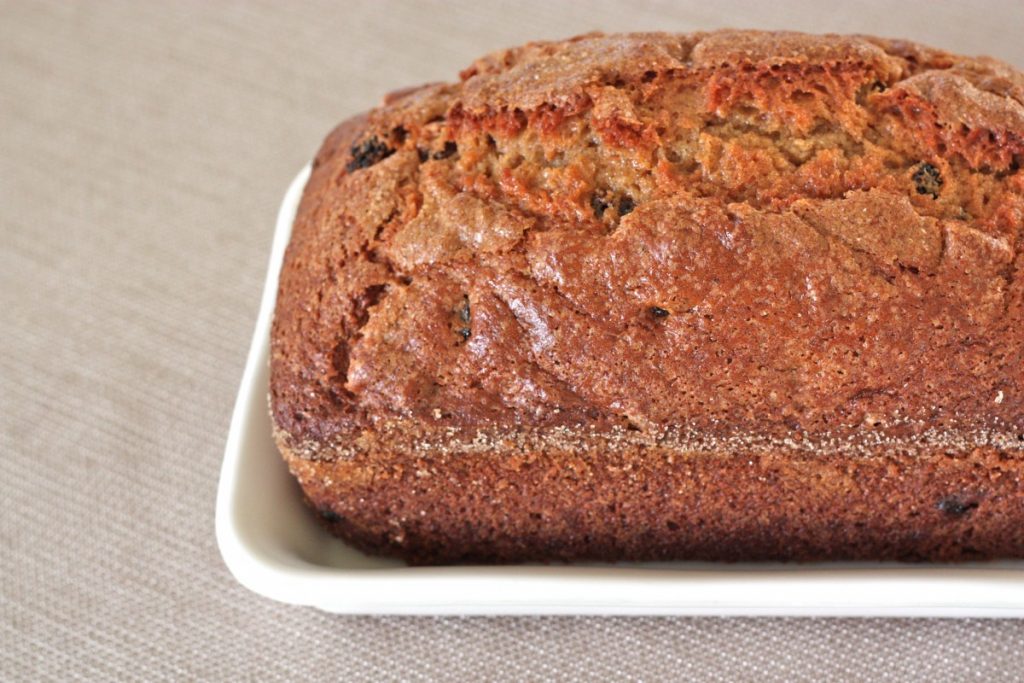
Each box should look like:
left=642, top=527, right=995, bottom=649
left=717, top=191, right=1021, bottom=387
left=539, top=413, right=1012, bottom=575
left=271, top=30, right=1024, bottom=564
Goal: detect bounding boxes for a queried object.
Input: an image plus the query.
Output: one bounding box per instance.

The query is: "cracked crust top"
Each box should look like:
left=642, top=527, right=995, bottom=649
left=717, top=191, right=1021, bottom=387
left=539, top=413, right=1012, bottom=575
left=270, top=30, right=1024, bottom=459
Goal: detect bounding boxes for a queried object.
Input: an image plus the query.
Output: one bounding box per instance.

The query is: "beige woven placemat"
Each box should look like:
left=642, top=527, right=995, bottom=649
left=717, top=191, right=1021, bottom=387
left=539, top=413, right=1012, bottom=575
left=3, top=1, right=1023, bottom=680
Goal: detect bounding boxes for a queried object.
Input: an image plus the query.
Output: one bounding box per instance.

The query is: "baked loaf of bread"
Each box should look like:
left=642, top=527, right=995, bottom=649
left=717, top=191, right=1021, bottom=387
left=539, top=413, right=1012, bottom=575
left=271, top=30, right=1024, bottom=564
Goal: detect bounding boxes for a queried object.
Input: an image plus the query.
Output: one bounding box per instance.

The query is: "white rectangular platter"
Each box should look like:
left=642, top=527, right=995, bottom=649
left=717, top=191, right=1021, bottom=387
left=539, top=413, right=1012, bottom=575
left=216, top=165, right=1024, bottom=616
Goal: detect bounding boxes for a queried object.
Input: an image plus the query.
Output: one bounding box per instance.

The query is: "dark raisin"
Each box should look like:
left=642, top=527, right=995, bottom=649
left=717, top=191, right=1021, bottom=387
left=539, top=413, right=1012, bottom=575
left=936, top=497, right=979, bottom=516
left=650, top=306, right=670, bottom=318
left=871, top=80, right=887, bottom=92
left=591, top=194, right=609, bottom=218
left=346, top=136, right=394, bottom=172
left=417, top=147, right=429, bottom=163
left=455, top=295, right=471, bottom=341
left=392, top=125, right=408, bottom=144
left=912, top=162, right=943, bottom=199
left=618, top=196, right=635, bottom=216
left=433, top=141, right=458, bottom=160
left=320, top=508, right=343, bottom=524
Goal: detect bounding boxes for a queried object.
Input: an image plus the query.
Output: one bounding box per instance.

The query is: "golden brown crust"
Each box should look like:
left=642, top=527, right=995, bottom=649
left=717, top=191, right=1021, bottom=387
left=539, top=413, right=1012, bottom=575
left=285, top=442, right=1024, bottom=565
left=270, top=30, right=1024, bottom=564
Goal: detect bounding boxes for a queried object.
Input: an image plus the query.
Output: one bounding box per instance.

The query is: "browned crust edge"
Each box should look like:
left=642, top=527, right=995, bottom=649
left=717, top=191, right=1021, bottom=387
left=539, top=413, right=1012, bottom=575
left=282, top=439, right=1024, bottom=565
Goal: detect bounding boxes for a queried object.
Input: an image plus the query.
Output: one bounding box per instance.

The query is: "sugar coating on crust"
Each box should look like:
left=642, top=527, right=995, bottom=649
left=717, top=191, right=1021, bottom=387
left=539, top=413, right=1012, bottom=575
left=271, top=30, right=1024, bottom=461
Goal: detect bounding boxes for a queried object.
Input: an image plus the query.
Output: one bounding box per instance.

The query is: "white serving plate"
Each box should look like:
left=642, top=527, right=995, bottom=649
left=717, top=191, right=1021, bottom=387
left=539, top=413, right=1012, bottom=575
left=216, top=165, right=1024, bottom=616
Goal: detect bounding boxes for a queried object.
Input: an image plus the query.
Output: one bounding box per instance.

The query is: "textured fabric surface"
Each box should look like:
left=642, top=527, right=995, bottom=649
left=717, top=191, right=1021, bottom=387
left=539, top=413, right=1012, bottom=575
left=2, top=1, right=1023, bottom=680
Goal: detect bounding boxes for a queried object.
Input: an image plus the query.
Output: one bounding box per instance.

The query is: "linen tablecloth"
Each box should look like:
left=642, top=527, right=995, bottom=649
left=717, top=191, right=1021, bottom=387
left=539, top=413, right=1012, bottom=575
left=3, top=1, right=1023, bottom=679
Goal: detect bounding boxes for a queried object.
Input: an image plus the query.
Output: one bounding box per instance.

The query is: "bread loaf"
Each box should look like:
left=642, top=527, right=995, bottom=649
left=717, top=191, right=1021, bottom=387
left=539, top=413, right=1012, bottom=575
left=271, top=30, right=1024, bottom=564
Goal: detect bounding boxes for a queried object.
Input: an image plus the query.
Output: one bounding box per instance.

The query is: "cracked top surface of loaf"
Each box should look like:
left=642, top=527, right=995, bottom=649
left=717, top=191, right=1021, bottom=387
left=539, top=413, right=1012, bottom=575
left=271, top=30, right=1024, bottom=455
